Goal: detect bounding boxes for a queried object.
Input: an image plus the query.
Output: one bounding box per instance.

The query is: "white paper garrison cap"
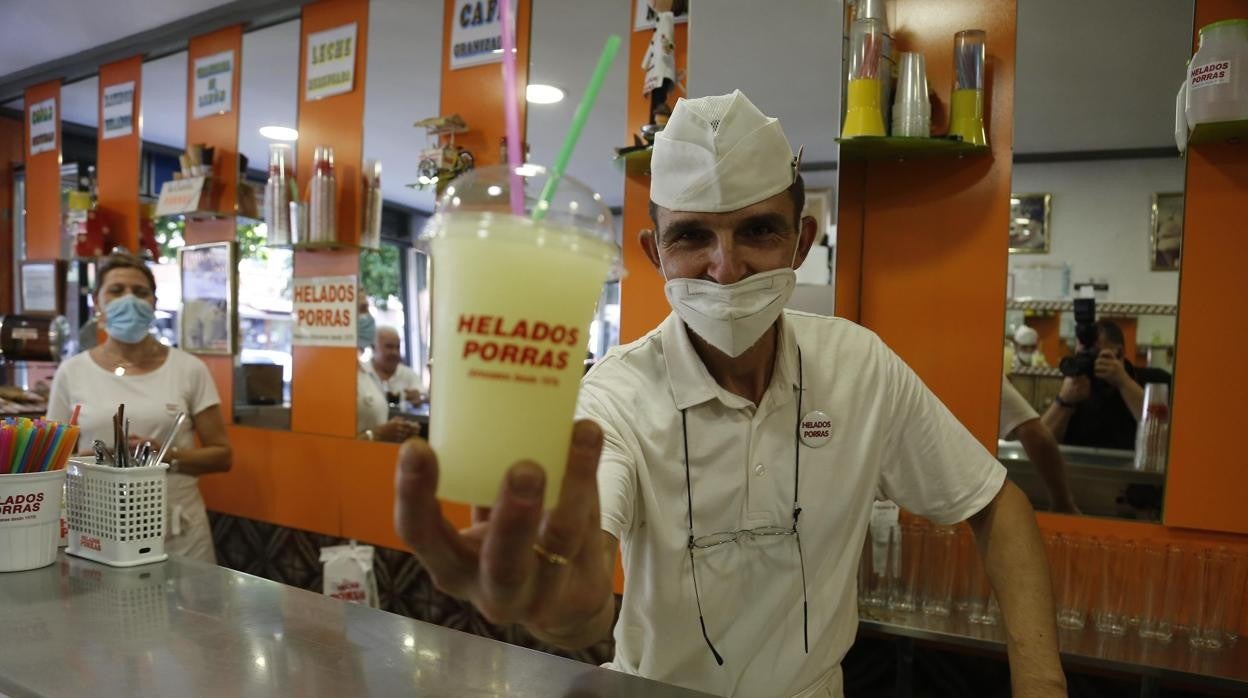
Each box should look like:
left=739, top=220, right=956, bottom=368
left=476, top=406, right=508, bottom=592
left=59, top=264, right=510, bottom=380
left=1014, top=325, right=1039, bottom=344
left=650, top=90, right=797, bottom=213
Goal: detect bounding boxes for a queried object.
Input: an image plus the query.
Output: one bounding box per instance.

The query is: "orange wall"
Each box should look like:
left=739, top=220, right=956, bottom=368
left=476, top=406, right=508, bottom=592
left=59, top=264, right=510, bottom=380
left=848, top=0, right=1016, bottom=449
left=289, top=0, right=368, bottom=438
left=618, top=9, right=687, bottom=343
left=185, top=26, right=244, bottom=425
left=97, top=56, right=143, bottom=252
left=23, top=81, right=61, bottom=261
left=0, top=115, right=22, bottom=314
left=1163, top=0, right=1248, bottom=536
left=186, top=27, right=243, bottom=221
left=438, top=0, right=531, bottom=169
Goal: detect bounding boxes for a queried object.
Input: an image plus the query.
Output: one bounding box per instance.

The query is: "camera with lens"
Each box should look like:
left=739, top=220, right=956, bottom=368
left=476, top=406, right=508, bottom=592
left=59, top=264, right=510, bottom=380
left=1059, top=298, right=1099, bottom=379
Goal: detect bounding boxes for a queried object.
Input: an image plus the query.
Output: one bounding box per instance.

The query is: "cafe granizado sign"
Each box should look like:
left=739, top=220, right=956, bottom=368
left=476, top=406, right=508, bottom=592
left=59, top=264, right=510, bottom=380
left=450, top=0, right=517, bottom=70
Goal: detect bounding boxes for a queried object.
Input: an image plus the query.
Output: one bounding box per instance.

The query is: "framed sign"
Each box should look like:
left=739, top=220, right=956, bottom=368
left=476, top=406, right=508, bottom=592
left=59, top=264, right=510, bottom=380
left=1150, top=192, right=1183, bottom=271
left=179, top=241, right=238, bottom=355
left=19, top=260, right=67, bottom=314
left=1008, top=193, right=1051, bottom=254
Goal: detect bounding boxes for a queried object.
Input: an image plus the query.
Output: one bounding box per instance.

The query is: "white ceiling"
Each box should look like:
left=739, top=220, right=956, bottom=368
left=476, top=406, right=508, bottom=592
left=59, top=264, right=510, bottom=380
left=0, top=0, right=234, bottom=76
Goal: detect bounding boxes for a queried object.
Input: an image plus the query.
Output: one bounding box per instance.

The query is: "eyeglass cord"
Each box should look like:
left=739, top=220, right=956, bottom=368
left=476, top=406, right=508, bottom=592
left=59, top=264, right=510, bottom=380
left=682, top=347, right=809, bottom=666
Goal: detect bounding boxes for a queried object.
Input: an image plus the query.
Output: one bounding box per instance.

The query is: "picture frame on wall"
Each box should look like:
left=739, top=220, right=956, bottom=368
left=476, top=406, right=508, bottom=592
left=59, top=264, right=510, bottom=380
left=1008, top=193, right=1051, bottom=254
left=178, top=241, right=238, bottom=355
left=1150, top=192, right=1183, bottom=272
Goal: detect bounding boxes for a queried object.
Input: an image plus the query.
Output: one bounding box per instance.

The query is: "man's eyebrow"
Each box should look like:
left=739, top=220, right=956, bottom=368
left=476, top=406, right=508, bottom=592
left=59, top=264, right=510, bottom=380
left=659, top=219, right=712, bottom=243
left=735, top=212, right=791, bottom=232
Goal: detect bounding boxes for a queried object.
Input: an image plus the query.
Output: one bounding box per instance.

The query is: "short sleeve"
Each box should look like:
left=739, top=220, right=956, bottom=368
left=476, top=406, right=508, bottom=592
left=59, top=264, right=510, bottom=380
left=575, top=385, right=637, bottom=542
left=999, top=376, right=1039, bottom=440
left=46, top=361, right=74, bottom=422
left=877, top=343, right=1007, bottom=525
left=184, top=353, right=221, bottom=415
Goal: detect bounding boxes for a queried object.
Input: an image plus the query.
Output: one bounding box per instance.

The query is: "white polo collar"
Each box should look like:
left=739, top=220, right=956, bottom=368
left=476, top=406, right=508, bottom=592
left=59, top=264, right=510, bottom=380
left=660, top=311, right=801, bottom=411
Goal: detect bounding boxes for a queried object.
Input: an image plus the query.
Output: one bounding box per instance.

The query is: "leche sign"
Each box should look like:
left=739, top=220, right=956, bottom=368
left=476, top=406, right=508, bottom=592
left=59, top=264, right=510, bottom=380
left=293, top=276, right=358, bottom=347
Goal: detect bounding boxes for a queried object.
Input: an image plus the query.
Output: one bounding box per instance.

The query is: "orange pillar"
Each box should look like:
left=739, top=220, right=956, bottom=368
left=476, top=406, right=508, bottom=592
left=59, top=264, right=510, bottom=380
left=1165, top=0, right=1248, bottom=536
left=96, top=56, right=143, bottom=253
left=290, top=0, right=369, bottom=438
left=0, top=115, right=22, bottom=314
left=438, top=0, right=531, bottom=169
left=23, top=81, right=62, bottom=261
left=618, top=7, right=687, bottom=343
left=185, top=25, right=244, bottom=424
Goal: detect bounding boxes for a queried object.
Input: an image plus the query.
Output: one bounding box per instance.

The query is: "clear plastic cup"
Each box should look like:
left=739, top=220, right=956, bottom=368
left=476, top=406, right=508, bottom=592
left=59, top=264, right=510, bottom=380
left=1134, top=383, right=1170, bottom=473
left=1190, top=548, right=1233, bottom=650
left=1094, top=539, right=1134, bottom=636
left=922, top=525, right=956, bottom=616
left=1057, top=535, right=1094, bottom=630
left=889, top=521, right=926, bottom=612
left=892, top=52, right=931, bottom=138
left=1138, top=543, right=1183, bottom=641
left=418, top=165, right=621, bottom=507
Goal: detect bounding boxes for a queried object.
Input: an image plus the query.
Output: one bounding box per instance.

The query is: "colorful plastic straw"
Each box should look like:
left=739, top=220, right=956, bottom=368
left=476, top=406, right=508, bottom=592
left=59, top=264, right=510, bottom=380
left=499, top=0, right=524, bottom=216
left=532, top=34, right=622, bottom=222
left=2, top=417, right=79, bottom=474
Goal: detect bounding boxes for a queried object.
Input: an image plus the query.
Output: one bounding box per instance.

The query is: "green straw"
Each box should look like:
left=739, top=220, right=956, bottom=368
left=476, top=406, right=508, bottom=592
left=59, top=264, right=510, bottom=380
left=532, top=34, right=622, bottom=222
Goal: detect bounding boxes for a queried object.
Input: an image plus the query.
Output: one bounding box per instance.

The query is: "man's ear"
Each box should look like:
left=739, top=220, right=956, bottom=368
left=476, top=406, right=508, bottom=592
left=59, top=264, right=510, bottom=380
left=792, top=215, right=818, bottom=269
left=640, top=229, right=663, bottom=273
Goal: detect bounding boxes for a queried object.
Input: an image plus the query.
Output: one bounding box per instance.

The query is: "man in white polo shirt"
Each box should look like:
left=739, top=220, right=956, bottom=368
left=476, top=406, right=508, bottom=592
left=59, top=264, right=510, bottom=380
left=394, top=91, right=1065, bottom=697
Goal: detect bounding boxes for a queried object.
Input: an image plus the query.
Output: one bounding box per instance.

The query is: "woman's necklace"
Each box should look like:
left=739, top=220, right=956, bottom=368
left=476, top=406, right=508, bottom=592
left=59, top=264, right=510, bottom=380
left=105, top=342, right=157, bottom=376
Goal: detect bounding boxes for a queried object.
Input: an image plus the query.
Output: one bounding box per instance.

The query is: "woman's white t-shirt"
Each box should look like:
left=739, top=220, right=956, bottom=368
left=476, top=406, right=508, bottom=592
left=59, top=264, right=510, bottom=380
left=46, top=347, right=220, bottom=453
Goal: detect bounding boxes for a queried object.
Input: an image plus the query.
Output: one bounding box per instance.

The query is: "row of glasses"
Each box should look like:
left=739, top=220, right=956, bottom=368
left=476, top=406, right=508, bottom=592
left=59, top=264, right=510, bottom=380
left=860, top=519, right=1247, bottom=651
left=1045, top=532, right=1247, bottom=649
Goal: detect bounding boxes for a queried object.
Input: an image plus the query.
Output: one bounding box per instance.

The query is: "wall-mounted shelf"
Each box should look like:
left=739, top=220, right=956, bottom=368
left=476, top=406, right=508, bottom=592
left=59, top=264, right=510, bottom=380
left=1188, top=119, right=1248, bottom=146
left=267, top=241, right=378, bottom=253
left=1007, top=299, right=1177, bottom=316
left=613, top=147, right=652, bottom=176
left=836, top=136, right=990, bottom=161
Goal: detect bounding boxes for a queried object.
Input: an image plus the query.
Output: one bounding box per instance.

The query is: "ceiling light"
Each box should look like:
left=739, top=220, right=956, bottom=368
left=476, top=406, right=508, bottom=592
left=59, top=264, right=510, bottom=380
left=526, top=84, right=565, bottom=105
left=259, top=125, right=298, bottom=141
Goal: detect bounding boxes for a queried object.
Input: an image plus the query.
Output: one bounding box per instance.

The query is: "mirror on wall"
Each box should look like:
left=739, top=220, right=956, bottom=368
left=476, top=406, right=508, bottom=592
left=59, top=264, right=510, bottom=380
left=998, top=0, right=1194, bottom=522
left=527, top=0, right=629, bottom=365
left=355, top=0, right=444, bottom=442
left=232, top=19, right=300, bottom=430
left=686, top=0, right=843, bottom=315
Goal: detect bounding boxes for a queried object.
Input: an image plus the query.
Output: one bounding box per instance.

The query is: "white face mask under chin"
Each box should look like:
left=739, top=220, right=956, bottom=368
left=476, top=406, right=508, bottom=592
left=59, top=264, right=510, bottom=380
left=660, top=245, right=800, bottom=358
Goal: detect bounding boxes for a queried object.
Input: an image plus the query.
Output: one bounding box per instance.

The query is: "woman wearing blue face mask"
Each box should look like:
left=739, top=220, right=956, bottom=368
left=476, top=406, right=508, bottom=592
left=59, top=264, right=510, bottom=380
left=46, top=253, right=233, bottom=563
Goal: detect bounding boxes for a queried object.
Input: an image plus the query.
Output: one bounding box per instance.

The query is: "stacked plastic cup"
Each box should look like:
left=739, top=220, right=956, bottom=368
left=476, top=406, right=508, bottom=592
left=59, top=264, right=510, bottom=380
left=893, top=52, right=931, bottom=137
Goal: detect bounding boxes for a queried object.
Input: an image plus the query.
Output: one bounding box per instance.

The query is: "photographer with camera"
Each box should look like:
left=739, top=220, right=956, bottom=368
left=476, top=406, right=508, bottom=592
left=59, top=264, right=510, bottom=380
left=1041, top=307, right=1171, bottom=450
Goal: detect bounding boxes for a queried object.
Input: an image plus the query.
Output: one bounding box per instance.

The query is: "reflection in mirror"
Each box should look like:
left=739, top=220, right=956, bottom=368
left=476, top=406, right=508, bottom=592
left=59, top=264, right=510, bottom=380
left=233, top=20, right=300, bottom=430
left=356, top=0, right=444, bottom=440
left=137, top=53, right=189, bottom=359
left=998, top=0, right=1193, bottom=522
left=528, top=0, right=628, bottom=366
left=687, top=0, right=842, bottom=315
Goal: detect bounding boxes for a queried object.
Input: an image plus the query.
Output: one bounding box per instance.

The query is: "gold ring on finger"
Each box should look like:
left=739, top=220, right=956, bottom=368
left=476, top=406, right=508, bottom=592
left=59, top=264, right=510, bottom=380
left=532, top=542, right=569, bottom=566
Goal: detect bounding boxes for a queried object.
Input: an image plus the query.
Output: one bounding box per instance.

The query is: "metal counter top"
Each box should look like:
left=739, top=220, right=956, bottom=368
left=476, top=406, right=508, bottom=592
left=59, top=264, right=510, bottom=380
left=860, top=608, right=1248, bottom=692
left=0, top=554, right=709, bottom=698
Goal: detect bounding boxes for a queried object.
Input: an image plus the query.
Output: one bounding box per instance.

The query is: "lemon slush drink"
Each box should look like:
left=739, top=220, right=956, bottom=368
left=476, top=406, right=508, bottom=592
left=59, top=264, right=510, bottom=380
left=426, top=210, right=616, bottom=507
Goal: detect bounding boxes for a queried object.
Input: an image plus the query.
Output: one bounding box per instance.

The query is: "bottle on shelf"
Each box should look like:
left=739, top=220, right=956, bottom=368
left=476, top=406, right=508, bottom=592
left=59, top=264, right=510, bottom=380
left=308, top=145, right=337, bottom=244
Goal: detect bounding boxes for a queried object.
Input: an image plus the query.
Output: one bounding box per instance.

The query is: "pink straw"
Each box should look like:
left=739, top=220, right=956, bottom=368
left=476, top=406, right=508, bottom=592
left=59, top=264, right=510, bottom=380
left=499, top=0, right=524, bottom=216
